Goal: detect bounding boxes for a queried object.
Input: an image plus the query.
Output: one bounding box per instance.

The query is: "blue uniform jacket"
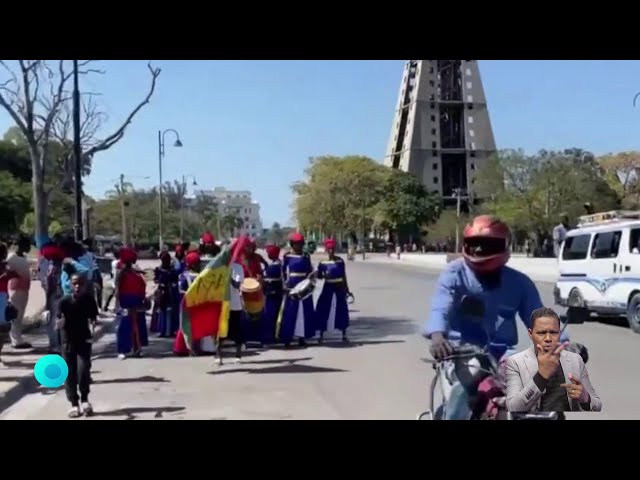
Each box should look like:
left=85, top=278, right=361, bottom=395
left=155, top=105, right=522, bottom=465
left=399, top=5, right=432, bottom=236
left=423, top=259, right=567, bottom=351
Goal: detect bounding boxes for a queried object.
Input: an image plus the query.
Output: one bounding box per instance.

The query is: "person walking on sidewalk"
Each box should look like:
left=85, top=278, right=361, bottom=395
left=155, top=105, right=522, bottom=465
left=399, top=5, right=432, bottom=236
left=41, top=243, right=67, bottom=353
left=57, top=274, right=98, bottom=418
left=0, top=243, right=18, bottom=364
left=6, top=235, right=33, bottom=349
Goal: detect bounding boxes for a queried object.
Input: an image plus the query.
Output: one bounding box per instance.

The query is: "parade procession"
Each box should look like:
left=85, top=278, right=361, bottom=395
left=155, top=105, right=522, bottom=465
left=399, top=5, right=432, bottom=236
left=117, top=232, right=352, bottom=372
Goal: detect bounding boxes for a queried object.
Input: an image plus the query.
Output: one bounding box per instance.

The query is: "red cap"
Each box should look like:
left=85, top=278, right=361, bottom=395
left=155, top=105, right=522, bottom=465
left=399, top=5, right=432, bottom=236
left=201, top=232, right=215, bottom=244
left=41, top=245, right=65, bottom=261
left=119, top=247, right=138, bottom=265
left=185, top=252, right=201, bottom=269
left=324, top=238, right=336, bottom=250
left=289, top=232, right=304, bottom=243
left=265, top=245, right=281, bottom=260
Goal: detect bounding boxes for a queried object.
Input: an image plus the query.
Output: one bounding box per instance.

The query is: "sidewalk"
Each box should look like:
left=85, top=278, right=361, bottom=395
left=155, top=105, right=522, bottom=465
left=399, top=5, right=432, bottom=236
left=364, top=252, right=559, bottom=283
left=0, top=280, right=157, bottom=414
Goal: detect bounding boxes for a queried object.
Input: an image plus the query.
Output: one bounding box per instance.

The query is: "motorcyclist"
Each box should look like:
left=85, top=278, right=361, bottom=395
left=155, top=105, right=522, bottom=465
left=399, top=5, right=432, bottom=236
left=422, top=215, right=569, bottom=419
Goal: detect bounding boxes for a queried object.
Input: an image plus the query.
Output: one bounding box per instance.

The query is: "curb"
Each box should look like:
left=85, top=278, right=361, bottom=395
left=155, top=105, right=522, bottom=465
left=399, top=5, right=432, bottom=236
left=0, top=315, right=118, bottom=415
left=364, top=257, right=557, bottom=285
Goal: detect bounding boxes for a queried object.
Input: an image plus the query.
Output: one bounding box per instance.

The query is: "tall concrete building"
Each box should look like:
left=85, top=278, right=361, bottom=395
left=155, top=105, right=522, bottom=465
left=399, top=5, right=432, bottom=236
left=383, top=60, right=497, bottom=204
left=195, top=187, right=263, bottom=237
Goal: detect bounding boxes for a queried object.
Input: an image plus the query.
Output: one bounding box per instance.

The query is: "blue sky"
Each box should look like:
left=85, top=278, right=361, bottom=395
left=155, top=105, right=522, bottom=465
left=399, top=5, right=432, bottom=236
left=2, top=60, right=640, bottom=227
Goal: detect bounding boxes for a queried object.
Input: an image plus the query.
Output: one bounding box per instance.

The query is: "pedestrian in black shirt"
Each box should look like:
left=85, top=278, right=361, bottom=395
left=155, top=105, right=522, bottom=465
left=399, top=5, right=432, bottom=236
left=57, top=274, right=98, bottom=418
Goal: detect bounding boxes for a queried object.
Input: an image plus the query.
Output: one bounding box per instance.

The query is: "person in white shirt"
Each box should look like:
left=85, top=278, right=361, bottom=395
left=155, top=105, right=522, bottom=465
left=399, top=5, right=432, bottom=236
left=103, top=250, right=121, bottom=312
left=214, top=261, right=245, bottom=365
left=552, top=214, right=570, bottom=258
left=7, top=236, right=33, bottom=349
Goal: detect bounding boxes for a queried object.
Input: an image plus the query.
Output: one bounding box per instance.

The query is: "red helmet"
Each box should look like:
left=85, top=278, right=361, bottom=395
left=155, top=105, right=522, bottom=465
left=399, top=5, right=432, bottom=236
left=462, top=215, right=511, bottom=274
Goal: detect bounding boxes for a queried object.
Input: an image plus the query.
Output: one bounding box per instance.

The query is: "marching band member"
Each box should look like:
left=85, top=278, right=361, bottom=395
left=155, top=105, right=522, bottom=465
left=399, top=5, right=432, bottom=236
left=199, top=232, right=219, bottom=258
left=173, top=251, right=217, bottom=356
left=41, top=243, right=66, bottom=353
left=316, top=238, right=352, bottom=343
left=260, top=244, right=284, bottom=346
left=215, top=238, right=248, bottom=365
left=115, top=248, right=149, bottom=360
left=244, top=239, right=267, bottom=280
left=150, top=252, right=180, bottom=337
left=173, top=243, right=189, bottom=273
left=279, top=232, right=316, bottom=347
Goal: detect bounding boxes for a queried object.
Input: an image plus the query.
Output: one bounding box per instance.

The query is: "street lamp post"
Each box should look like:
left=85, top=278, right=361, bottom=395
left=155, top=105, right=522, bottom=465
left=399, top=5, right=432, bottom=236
left=180, top=174, right=197, bottom=241
left=157, top=129, right=183, bottom=251
left=72, top=60, right=83, bottom=242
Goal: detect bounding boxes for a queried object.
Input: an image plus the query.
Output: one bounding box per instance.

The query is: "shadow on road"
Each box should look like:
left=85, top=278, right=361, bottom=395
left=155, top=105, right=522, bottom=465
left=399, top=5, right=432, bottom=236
left=318, top=339, right=404, bottom=349
left=596, top=317, right=630, bottom=329
left=93, top=375, right=170, bottom=385
left=239, top=357, right=313, bottom=365
left=93, top=406, right=186, bottom=420
left=207, top=356, right=347, bottom=375
left=2, top=360, right=36, bottom=370
left=349, top=316, right=416, bottom=339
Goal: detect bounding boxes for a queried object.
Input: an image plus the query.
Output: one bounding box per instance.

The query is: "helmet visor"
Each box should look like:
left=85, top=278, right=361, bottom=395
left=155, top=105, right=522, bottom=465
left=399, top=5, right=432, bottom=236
left=463, top=237, right=507, bottom=258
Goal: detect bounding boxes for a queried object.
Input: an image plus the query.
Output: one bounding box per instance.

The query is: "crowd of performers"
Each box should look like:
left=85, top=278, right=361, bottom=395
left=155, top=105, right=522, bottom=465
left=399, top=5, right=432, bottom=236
left=111, top=231, right=354, bottom=364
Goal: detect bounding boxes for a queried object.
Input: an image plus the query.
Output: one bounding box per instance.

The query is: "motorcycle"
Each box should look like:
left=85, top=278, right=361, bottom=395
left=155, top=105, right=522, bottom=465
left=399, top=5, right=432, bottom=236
left=417, top=298, right=588, bottom=421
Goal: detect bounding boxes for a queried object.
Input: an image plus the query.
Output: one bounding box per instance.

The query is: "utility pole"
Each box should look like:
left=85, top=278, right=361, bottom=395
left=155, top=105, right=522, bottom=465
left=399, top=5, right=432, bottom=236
left=119, top=174, right=129, bottom=247
left=72, top=60, right=83, bottom=242
left=454, top=187, right=462, bottom=253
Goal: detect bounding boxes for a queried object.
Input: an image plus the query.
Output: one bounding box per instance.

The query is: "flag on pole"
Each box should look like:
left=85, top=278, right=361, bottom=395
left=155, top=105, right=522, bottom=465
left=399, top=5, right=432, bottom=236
left=180, top=236, right=250, bottom=346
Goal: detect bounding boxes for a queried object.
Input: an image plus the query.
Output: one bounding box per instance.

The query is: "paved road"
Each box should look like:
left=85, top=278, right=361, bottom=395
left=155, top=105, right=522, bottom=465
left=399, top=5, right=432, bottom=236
left=2, top=259, right=638, bottom=420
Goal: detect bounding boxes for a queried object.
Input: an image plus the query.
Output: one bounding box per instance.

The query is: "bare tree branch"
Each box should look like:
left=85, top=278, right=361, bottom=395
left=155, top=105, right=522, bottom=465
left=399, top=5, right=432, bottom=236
left=84, top=62, right=161, bottom=157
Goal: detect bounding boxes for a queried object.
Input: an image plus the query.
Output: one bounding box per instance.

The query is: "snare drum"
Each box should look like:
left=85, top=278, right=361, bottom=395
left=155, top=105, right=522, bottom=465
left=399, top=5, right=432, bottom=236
left=289, top=278, right=315, bottom=301
left=241, top=278, right=265, bottom=316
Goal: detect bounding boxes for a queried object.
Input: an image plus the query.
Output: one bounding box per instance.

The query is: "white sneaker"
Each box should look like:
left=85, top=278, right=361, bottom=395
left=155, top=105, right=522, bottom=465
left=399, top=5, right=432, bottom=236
left=234, top=357, right=242, bottom=364
left=117, top=353, right=126, bottom=360
left=214, top=357, right=222, bottom=365
left=68, top=406, right=81, bottom=418
left=81, top=402, right=94, bottom=416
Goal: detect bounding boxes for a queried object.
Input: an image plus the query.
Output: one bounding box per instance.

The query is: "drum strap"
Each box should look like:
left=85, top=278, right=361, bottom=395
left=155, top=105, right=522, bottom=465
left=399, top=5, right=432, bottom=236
left=326, top=278, right=344, bottom=284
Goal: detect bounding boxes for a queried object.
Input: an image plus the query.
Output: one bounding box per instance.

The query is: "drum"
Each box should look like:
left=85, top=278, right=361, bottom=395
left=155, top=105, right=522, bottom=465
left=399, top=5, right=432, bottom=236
left=289, top=278, right=315, bottom=301
left=241, top=278, right=265, bottom=316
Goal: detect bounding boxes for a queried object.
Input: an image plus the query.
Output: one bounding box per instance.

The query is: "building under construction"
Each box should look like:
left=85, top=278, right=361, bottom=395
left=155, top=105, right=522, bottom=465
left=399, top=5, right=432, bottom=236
left=383, top=60, right=497, bottom=207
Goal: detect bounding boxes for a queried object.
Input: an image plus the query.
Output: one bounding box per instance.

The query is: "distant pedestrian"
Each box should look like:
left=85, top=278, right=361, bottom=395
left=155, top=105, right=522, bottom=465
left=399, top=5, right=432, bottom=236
left=103, top=248, right=121, bottom=312
left=57, top=274, right=98, bottom=418
left=552, top=214, right=570, bottom=258
left=114, top=248, right=148, bottom=360
left=7, top=235, right=33, bottom=349
left=0, top=243, right=18, bottom=364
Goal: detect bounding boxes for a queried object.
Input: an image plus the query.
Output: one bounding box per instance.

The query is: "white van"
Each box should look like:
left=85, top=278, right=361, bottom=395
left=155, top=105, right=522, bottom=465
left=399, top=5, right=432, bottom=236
left=554, top=210, right=640, bottom=334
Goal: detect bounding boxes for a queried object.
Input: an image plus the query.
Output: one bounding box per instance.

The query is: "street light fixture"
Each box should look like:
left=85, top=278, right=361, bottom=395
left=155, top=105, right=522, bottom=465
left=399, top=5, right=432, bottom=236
left=157, top=128, right=183, bottom=251
left=180, top=174, right=198, bottom=240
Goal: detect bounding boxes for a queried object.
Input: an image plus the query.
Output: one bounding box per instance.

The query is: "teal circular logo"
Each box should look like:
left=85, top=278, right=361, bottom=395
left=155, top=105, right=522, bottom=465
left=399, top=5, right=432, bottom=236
left=34, top=354, right=68, bottom=388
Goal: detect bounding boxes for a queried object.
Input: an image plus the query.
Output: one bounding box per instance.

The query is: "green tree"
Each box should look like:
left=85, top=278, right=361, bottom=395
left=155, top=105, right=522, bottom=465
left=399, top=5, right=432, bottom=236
left=475, top=149, right=621, bottom=244
left=0, top=60, right=161, bottom=243
left=374, top=168, right=440, bottom=240
left=293, top=155, right=386, bottom=236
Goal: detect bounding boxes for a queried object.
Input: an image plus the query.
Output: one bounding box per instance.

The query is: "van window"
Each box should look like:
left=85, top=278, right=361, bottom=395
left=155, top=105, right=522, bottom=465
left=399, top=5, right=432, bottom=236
left=590, top=231, right=621, bottom=259
left=562, top=234, right=591, bottom=260
left=629, top=228, right=640, bottom=253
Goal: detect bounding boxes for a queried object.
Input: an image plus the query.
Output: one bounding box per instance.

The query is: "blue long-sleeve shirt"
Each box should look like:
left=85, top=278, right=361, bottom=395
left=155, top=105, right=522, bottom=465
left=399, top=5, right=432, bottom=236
left=423, top=259, right=568, bottom=351
left=60, top=260, right=90, bottom=296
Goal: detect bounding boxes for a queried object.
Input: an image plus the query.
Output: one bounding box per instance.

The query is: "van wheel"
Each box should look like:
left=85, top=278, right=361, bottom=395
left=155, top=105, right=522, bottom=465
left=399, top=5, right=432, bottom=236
left=626, top=293, right=640, bottom=334
left=566, top=289, right=588, bottom=324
